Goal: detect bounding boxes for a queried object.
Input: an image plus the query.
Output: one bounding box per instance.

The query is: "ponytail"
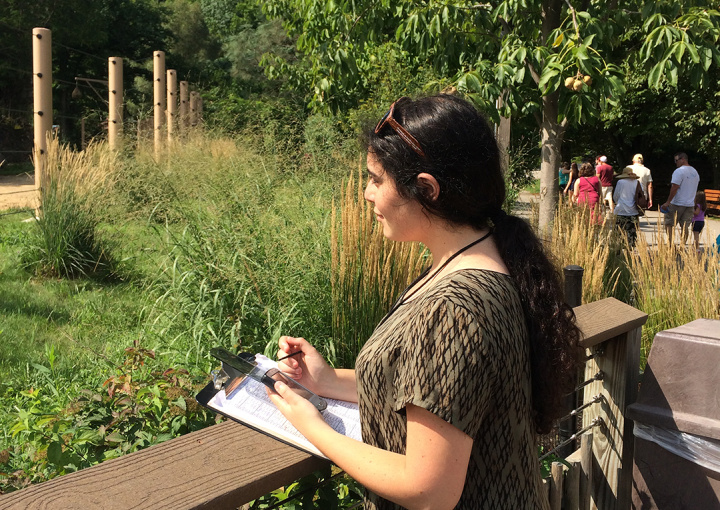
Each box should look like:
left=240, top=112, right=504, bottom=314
left=493, top=213, right=582, bottom=434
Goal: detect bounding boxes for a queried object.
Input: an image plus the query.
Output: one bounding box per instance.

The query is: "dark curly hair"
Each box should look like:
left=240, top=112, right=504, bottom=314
left=365, top=94, right=581, bottom=434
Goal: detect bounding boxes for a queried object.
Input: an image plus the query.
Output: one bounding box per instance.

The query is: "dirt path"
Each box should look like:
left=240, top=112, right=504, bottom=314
left=0, top=173, right=36, bottom=211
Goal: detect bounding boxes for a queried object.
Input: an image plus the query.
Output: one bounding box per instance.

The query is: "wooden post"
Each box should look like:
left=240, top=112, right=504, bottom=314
left=166, top=69, right=177, bottom=142
left=108, top=57, right=123, bottom=150
left=196, top=93, right=203, bottom=125
left=550, top=461, right=564, bottom=510
left=32, top=27, right=52, bottom=214
left=559, top=264, right=585, bottom=457
left=179, top=81, right=189, bottom=132
left=576, top=298, right=645, bottom=510
left=153, top=51, right=165, bottom=159
left=565, top=459, right=581, bottom=510
left=189, top=91, right=198, bottom=127
left=81, top=117, right=86, bottom=150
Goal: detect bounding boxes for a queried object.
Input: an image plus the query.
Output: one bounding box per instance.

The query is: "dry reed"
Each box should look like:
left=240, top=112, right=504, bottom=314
left=41, top=136, right=119, bottom=201
left=331, top=165, right=427, bottom=367
left=545, top=200, right=620, bottom=305
left=625, top=224, right=720, bottom=363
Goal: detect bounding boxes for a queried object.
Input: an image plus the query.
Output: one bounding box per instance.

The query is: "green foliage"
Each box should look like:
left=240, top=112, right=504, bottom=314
left=21, top=182, right=119, bottom=280
left=165, top=0, right=222, bottom=69
left=249, top=468, right=363, bottom=509
left=1, top=341, right=214, bottom=493
left=504, top=136, right=539, bottom=213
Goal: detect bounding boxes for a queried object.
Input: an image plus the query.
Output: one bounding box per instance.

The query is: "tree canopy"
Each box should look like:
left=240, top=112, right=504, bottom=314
left=261, top=0, right=720, bottom=225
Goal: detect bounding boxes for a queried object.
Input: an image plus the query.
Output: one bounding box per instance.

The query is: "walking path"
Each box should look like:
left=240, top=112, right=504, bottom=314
left=0, top=173, right=35, bottom=211
left=515, top=191, right=720, bottom=251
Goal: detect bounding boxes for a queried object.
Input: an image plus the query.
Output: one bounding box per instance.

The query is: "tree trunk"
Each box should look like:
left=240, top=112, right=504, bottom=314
left=538, top=91, right=565, bottom=231
left=496, top=94, right=511, bottom=174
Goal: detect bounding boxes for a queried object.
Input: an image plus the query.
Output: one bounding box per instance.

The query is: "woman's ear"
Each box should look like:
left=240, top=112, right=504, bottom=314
left=416, top=173, right=440, bottom=201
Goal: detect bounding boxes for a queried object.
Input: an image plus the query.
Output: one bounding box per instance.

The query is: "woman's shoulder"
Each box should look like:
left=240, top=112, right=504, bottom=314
left=425, top=269, right=519, bottom=310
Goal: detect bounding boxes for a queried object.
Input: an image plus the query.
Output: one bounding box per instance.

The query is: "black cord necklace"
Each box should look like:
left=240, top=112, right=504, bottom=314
left=377, top=230, right=493, bottom=327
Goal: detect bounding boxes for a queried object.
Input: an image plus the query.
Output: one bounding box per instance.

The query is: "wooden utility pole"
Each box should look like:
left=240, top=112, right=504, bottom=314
left=166, top=69, right=177, bottom=142
left=189, top=91, right=198, bottom=127
left=153, top=51, right=165, bottom=159
left=32, top=27, right=52, bottom=212
left=108, top=57, right=123, bottom=150
left=179, top=81, right=189, bottom=133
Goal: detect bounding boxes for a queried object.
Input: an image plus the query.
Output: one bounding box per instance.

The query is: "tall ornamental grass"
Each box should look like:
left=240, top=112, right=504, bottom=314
left=22, top=138, right=120, bottom=279
left=545, top=200, right=622, bottom=305
left=331, top=166, right=427, bottom=367
left=143, top=133, right=335, bottom=369
left=625, top=226, right=720, bottom=364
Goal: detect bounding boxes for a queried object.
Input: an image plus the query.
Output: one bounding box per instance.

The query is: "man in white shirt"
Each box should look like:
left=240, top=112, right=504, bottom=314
left=661, top=152, right=700, bottom=245
left=629, top=154, right=653, bottom=209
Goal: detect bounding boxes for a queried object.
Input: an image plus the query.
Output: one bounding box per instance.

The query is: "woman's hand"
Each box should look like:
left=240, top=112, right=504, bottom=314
left=277, top=336, right=332, bottom=395
left=277, top=336, right=358, bottom=402
left=266, top=379, right=330, bottom=437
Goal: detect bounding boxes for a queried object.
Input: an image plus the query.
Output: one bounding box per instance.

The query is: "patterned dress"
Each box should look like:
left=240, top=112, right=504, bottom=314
left=355, top=269, right=548, bottom=510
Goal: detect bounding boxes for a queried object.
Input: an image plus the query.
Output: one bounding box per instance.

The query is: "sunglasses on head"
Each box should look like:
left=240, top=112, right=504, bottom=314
left=375, top=97, right=426, bottom=157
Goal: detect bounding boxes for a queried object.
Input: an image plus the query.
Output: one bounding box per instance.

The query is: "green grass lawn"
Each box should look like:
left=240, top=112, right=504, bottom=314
left=524, top=178, right=541, bottom=194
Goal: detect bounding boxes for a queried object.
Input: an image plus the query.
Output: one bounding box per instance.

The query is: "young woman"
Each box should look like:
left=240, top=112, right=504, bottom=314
left=268, top=95, right=581, bottom=510
left=573, top=162, right=603, bottom=223
left=563, top=162, right=579, bottom=197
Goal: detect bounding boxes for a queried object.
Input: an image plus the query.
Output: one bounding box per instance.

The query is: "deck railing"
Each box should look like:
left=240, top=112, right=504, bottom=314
left=0, top=296, right=647, bottom=510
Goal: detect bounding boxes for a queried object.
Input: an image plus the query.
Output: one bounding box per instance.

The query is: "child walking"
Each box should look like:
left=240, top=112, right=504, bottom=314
left=692, top=191, right=707, bottom=251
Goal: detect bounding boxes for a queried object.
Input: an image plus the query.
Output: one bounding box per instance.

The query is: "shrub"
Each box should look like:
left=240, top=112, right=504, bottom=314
left=21, top=139, right=121, bottom=280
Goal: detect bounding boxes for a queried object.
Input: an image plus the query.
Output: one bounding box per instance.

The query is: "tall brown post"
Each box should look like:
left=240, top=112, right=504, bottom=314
left=196, top=93, right=203, bottom=125
left=153, top=51, right=165, bottom=159
left=32, top=27, right=52, bottom=211
left=108, top=57, right=123, bottom=150
left=166, top=69, right=177, bottom=142
left=189, top=91, right=198, bottom=127
left=179, top=81, right=189, bottom=132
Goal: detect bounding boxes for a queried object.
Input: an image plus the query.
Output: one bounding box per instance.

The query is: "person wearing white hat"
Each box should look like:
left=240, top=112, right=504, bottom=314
left=596, top=155, right=614, bottom=213
left=629, top=154, right=653, bottom=209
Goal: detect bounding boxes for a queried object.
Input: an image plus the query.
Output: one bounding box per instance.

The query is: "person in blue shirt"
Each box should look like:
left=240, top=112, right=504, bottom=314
left=558, top=161, right=571, bottom=192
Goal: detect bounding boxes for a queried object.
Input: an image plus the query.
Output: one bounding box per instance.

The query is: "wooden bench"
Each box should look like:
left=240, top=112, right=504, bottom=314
left=706, top=189, right=720, bottom=217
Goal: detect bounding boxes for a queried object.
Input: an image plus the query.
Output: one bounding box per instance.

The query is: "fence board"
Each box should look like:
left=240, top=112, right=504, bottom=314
left=565, top=459, right=580, bottom=510
left=582, top=326, right=641, bottom=510
left=0, top=421, right=328, bottom=510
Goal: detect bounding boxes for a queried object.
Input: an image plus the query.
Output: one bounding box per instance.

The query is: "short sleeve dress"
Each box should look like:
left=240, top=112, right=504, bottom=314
left=355, top=269, right=548, bottom=510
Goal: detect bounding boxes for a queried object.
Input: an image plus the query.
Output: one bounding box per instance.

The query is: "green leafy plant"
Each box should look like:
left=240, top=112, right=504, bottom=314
left=2, top=341, right=214, bottom=494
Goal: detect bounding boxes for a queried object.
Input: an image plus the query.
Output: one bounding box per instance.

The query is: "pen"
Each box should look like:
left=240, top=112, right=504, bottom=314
left=277, top=350, right=303, bottom=363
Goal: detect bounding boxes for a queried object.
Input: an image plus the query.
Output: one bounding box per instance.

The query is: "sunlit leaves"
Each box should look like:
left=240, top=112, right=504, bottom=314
left=640, top=6, right=720, bottom=89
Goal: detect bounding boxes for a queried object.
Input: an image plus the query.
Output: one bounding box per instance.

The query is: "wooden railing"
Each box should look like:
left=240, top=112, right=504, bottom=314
left=0, top=297, right=647, bottom=510
left=543, top=297, right=647, bottom=510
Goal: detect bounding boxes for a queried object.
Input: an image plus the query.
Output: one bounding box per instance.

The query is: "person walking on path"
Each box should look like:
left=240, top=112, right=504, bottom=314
left=573, top=162, right=603, bottom=224
left=613, top=166, right=642, bottom=247
left=629, top=154, right=653, bottom=209
left=661, top=152, right=700, bottom=246
left=693, top=191, right=707, bottom=252
left=558, top=161, right=571, bottom=193
left=596, top=155, right=614, bottom=212
left=564, top=162, right=579, bottom=198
